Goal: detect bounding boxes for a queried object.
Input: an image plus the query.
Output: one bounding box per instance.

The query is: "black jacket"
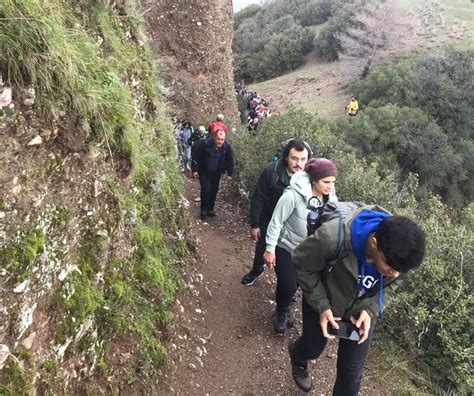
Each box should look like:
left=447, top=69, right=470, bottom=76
left=191, top=137, right=234, bottom=176
left=249, top=159, right=289, bottom=228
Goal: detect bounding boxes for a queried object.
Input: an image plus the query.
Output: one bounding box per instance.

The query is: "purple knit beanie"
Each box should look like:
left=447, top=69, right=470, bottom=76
left=304, top=158, right=337, bottom=182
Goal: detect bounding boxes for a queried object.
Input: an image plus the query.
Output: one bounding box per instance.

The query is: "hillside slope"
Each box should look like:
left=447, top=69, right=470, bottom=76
left=250, top=0, right=473, bottom=117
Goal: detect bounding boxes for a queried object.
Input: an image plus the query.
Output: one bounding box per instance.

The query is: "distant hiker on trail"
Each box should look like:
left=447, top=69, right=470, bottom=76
left=191, top=130, right=234, bottom=220
left=241, top=139, right=312, bottom=287
left=288, top=208, right=426, bottom=393
left=208, top=114, right=229, bottom=136
left=179, top=121, right=194, bottom=172
left=346, top=96, right=359, bottom=116
left=190, top=125, right=208, bottom=146
left=264, top=158, right=338, bottom=335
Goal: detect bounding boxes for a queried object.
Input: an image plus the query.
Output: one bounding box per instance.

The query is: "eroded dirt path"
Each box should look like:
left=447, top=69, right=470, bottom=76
left=156, top=176, right=387, bottom=395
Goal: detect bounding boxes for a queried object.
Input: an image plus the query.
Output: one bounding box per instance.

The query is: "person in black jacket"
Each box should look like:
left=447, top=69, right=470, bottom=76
left=241, top=139, right=312, bottom=287
left=191, top=130, right=234, bottom=220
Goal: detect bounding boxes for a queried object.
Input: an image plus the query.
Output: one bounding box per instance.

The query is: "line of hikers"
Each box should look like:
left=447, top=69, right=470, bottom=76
left=175, top=112, right=424, bottom=394
left=240, top=138, right=425, bottom=394
left=235, top=84, right=276, bottom=131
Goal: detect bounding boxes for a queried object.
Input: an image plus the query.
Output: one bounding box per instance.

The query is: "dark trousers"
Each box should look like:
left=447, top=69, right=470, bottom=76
left=199, top=171, right=221, bottom=212
left=251, top=221, right=269, bottom=274
left=274, top=246, right=298, bottom=312
left=291, top=297, right=375, bottom=396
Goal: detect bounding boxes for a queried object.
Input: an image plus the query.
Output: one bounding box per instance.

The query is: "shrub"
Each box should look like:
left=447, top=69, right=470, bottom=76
left=350, top=50, right=474, bottom=207
left=381, top=197, right=474, bottom=393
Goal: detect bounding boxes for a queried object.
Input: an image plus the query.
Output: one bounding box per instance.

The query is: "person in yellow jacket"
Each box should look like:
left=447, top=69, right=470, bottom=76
left=346, top=96, right=359, bottom=116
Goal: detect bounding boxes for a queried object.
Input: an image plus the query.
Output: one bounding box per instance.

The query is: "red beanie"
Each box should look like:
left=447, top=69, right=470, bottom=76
left=304, top=158, right=337, bottom=182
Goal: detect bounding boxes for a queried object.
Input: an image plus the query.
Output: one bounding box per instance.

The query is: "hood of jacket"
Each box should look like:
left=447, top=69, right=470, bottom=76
left=289, top=170, right=313, bottom=202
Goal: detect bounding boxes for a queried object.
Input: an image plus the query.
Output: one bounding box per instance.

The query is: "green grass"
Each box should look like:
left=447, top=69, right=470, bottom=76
left=0, top=229, right=45, bottom=284
left=0, top=0, right=158, bottom=157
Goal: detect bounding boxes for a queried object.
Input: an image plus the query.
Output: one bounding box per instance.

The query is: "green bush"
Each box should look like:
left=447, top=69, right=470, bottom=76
left=234, top=26, right=315, bottom=83
left=381, top=197, right=474, bottom=393
left=233, top=0, right=334, bottom=82
left=232, top=111, right=408, bottom=207
left=350, top=50, right=474, bottom=207
left=234, top=3, right=261, bottom=30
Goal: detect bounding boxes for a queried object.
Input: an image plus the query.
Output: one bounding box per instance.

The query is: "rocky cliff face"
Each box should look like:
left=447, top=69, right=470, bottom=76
left=145, top=0, right=239, bottom=126
left=0, top=1, right=190, bottom=393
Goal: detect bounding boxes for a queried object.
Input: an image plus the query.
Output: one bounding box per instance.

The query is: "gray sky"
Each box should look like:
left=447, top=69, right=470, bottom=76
left=233, top=0, right=259, bottom=13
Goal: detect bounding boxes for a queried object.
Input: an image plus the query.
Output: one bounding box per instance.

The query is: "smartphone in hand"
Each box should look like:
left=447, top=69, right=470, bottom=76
left=327, top=321, right=360, bottom=341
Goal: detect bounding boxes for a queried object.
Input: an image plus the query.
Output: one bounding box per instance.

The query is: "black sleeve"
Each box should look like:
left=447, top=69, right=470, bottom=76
left=249, top=166, right=269, bottom=227
left=191, top=140, right=204, bottom=173
left=225, top=144, right=235, bottom=177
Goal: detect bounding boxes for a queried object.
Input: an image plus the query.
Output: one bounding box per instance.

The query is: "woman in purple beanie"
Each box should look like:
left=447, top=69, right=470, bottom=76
left=263, top=158, right=338, bottom=335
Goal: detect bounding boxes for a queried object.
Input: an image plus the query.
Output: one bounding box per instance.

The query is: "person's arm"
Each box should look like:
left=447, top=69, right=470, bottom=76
left=291, top=228, right=333, bottom=314
left=265, top=189, right=296, bottom=254
left=191, top=140, right=203, bottom=173
left=225, top=144, right=235, bottom=177
left=249, top=167, right=270, bottom=228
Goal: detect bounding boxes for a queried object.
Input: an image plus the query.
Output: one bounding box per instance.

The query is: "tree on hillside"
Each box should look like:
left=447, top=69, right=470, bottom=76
left=337, top=0, right=400, bottom=78
left=234, top=4, right=261, bottom=30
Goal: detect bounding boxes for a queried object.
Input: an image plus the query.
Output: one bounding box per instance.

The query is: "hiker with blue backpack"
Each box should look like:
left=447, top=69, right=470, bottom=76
left=287, top=205, right=426, bottom=393
left=264, top=158, right=338, bottom=335
left=241, top=139, right=312, bottom=287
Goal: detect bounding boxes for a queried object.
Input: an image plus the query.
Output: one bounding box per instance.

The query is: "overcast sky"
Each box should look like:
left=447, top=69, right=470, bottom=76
left=233, top=0, right=259, bottom=13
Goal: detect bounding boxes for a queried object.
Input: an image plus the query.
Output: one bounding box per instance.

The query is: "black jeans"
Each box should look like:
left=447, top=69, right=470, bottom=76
left=251, top=221, right=269, bottom=274
left=291, top=297, right=375, bottom=396
left=199, top=170, right=221, bottom=212
left=274, top=246, right=298, bottom=312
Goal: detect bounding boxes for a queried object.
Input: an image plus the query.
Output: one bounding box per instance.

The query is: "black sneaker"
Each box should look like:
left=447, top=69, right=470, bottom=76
left=288, top=340, right=313, bottom=392
left=207, top=210, right=216, bottom=217
left=241, top=269, right=263, bottom=286
left=287, top=309, right=295, bottom=328
left=273, top=310, right=288, bottom=335
left=200, top=211, right=207, bottom=220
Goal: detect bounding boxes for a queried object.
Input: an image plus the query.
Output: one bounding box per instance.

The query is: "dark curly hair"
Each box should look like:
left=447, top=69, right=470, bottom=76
left=281, top=139, right=312, bottom=167
left=376, top=216, right=426, bottom=272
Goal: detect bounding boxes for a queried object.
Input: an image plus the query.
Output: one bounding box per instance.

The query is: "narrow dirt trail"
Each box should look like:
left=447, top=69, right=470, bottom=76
left=156, top=175, right=388, bottom=395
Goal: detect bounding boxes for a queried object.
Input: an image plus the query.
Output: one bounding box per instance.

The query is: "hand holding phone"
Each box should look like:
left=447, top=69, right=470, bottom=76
left=327, top=320, right=360, bottom=341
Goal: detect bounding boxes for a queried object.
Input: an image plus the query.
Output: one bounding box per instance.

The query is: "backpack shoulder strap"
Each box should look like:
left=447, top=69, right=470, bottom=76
left=268, top=160, right=280, bottom=187
left=327, top=215, right=345, bottom=264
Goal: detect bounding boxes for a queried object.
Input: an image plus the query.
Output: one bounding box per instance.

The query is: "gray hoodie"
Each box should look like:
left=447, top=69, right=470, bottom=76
left=265, top=171, right=338, bottom=254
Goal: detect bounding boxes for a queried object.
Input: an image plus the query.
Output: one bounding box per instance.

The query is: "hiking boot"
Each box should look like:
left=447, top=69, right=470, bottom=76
left=273, top=309, right=288, bottom=335
left=207, top=210, right=216, bottom=217
left=241, top=268, right=263, bottom=286
left=288, top=340, right=313, bottom=392
left=200, top=211, right=207, bottom=220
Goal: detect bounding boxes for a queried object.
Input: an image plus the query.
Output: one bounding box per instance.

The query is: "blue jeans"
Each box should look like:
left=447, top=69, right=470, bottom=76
left=290, top=297, right=375, bottom=396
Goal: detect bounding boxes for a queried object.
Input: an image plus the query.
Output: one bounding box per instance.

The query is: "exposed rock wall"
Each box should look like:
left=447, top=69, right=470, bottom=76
left=145, top=0, right=238, bottom=126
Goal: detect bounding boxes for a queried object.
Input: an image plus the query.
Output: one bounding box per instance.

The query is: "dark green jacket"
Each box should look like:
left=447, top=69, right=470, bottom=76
left=292, top=206, right=405, bottom=319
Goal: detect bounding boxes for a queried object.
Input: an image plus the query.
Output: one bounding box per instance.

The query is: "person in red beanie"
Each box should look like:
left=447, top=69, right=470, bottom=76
left=208, top=114, right=229, bottom=136
left=264, top=158, right=338, bottom=335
